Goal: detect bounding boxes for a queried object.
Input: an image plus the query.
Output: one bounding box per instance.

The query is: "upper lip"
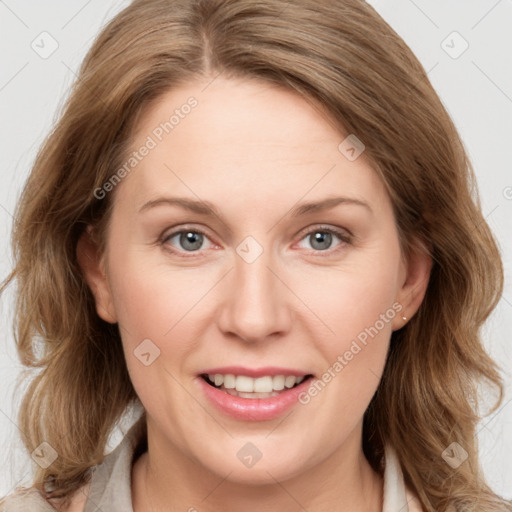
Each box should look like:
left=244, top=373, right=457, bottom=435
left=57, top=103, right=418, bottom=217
left=199, top=366, right=313, bottom=378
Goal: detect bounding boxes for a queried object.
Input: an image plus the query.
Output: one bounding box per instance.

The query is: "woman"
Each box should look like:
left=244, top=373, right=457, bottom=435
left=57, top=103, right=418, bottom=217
left=1, top=0, right=510, bottom=511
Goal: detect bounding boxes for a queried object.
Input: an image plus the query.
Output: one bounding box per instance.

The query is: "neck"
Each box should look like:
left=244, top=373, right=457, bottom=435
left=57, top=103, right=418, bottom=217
left=132, top=422, right=383, bottom=512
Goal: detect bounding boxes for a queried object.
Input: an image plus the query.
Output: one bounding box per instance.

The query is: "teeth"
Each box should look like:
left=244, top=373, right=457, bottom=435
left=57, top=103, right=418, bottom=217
left=205, top=373, right=307, bottom=393
left=284, top=375, right=296, bottom=388
left=225, top=389, right=281, bottom=399
left=254, top=376, right=273, bottom=393
left=273, top=375, right=285, bottom=390
left=223, top=374, right=236, bottom=389
left=236, top=375, right=254, bottom=392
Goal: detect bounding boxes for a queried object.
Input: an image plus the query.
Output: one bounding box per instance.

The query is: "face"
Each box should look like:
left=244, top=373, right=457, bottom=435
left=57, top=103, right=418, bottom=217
left=79, top=76, right=430, bottom=485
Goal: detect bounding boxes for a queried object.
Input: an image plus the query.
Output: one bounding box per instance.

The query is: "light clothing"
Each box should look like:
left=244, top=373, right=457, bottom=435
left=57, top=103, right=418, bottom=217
left=3, top=415, right=423, bottom=511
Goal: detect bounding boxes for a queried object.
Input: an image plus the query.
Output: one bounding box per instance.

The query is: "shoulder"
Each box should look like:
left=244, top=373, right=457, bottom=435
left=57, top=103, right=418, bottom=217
left=1, top=482, right=91, bottom=512
left=1, top=486, right=54, bottom=511
left=2, top=415, right=145, bottom=512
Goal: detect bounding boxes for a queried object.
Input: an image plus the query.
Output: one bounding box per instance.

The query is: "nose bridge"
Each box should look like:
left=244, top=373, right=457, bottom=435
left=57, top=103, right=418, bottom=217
left=218, top=238, right=291, bottom=342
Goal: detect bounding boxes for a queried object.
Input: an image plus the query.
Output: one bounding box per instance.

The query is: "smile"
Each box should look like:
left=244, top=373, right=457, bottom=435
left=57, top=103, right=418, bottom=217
left=201, top=373, right=311, bottom=398
left=197, top=370, right=315, bottom=421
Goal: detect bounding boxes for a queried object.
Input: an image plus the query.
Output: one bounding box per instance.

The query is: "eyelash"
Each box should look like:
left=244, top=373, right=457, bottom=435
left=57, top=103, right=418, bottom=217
left=159, top=224, right=352, bottom=258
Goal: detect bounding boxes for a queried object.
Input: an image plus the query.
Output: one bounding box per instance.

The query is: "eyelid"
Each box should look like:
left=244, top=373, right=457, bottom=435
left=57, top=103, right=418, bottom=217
left=160, top=223, right=352, bottom=257
left=294, top=224, right=352, bottom=255
left=297, top=223, right=352, bottom=241
left=160, top=224, right=217, bottom=251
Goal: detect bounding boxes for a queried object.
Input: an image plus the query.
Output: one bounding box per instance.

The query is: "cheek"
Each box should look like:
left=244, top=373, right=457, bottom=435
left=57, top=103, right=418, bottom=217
left=298, top=282, right=396, bottom=443
left=106, top=253, right=208, bottom=390
left=107, top=257, right=202, bottom=414
left=291, top=245, right=400, bottom=421
left=295, top=246, right=401, bottom=346
left=108, top=250, right=200, bottom=334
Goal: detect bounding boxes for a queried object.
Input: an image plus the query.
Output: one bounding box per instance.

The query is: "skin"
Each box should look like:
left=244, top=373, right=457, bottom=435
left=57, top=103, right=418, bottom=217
left=77, top=75, right=431, bottom=512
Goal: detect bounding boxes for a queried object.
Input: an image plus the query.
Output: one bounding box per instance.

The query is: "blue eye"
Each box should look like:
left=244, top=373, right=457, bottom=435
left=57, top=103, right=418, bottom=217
left=160, top=225, right=351, bottom=257
left=297, top=227, right=352, bottom=253
left=163, top=229, right=212, bottom=253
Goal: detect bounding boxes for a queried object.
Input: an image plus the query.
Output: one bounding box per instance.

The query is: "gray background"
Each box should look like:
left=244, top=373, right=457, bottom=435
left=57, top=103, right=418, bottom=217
left=1, top=0, right=511, bottom=500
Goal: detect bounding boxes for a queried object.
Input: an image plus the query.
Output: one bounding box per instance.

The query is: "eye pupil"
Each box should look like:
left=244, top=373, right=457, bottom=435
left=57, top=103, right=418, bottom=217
left=180, top=231, right=203, bottom=251
left=310, top=231, right=332, bottom=251
left=166, top=227, right=344, bottom=256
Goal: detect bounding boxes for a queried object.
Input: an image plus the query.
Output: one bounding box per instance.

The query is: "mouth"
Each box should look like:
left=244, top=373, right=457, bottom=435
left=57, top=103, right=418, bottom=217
left=200, top=373, right=315, bottom=399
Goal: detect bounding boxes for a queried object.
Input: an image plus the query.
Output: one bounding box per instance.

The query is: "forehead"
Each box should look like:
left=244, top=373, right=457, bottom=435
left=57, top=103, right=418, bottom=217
left=113, top=76, right=389, bottom=217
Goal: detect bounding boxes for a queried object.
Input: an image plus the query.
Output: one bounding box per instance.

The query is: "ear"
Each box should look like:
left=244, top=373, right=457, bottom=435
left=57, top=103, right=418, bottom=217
left=392, top=239, right=432, bottom=331
left=76, top=225, right=118, bottom=324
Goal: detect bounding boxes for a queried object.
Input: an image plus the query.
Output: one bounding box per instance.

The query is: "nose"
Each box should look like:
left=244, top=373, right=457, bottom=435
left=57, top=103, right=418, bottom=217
left=216, top=246, right=293, bottom=344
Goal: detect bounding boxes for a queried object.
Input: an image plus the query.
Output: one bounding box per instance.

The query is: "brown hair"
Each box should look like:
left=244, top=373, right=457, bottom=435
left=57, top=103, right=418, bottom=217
left=1, top=0, right=510, bottom=510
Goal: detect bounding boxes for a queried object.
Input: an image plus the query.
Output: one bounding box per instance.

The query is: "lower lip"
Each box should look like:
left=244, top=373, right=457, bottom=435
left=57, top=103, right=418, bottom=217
left=197, top=376, right=313, bottom=421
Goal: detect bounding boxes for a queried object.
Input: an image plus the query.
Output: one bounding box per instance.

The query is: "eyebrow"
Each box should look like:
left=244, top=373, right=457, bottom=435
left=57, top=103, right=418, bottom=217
left=138, top=196, right=372, bottom=218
